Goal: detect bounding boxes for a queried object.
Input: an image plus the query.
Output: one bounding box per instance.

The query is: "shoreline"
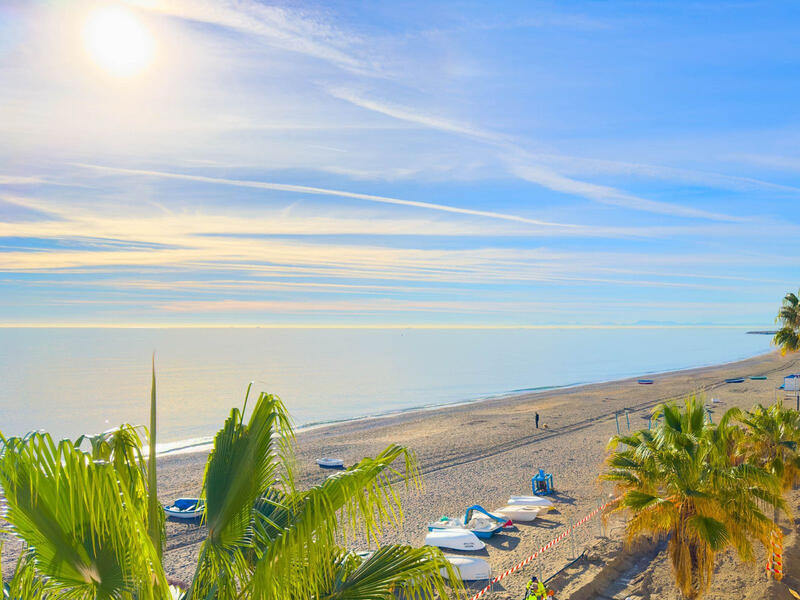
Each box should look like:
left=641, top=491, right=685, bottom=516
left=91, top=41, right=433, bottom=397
left=157, top=347, right=776, bottom=457
left=5, top=349, right=798, bottom=599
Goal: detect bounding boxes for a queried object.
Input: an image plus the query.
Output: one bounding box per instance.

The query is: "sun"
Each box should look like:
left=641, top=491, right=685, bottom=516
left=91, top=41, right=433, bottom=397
left=83, top=6, right=155, bottom=77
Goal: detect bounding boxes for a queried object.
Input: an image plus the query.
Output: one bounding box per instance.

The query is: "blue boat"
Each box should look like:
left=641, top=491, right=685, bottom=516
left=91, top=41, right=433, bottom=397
left=637, top=379, right=654, bottom=385
left=164, top=497, right=205, bottom=520
left=725, top=378, right=745, bottom=384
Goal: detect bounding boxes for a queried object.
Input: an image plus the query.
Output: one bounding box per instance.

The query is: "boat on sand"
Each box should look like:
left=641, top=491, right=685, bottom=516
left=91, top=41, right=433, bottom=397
left=424, top=528, right=485, bottom=551
left=164, top=498, right=204, bottom=520
left=441, top=555, right=491, bottom=580
left=316, top=457, right=345, bottom=469
left=492, top=504, right=542, bottom=522
left=507, top=495, right=555, bottom=510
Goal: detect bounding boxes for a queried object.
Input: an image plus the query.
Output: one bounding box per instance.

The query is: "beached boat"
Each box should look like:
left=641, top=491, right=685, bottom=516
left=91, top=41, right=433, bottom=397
left=428, top=516, right=504, bottom=539
left=749, top=376, right=767, bottom=380
left=316, top=457, right=345, bottom=469
left=442, top=555, right=491, bottom=581
left=637, top=379, right=654, bottom=385
left=507, top=495, right=555, bottom=510
left=164, top=498, right=204, bottom=520
left=725, top=378, right=745, bottom=384
left=424, top=528, right=485, bottom=551
left=492, top=504, right=542, bottom=522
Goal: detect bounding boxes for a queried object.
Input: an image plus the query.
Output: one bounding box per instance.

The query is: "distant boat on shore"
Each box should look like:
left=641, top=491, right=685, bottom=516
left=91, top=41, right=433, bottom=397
left=638, top=379, right=654, bottom=385
left=725, top=378, right=745, bottom=384
left=746, top=330, right=777, bottom=335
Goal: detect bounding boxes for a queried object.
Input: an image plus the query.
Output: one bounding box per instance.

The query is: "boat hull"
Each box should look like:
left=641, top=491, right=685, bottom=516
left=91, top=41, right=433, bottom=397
left=442, top=555, right=491, bottom=581
left=507, top=496, right=555, bottom=509
left=492, top=505, right=541, bottom=521
left=424, top=529, right=485, bottom=551
left=164, top=498, right=204, bottom=520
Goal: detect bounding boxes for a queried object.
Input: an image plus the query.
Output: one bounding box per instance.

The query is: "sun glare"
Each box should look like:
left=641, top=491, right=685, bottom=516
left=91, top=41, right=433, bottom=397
left=83, top=6, right=154, bottom=77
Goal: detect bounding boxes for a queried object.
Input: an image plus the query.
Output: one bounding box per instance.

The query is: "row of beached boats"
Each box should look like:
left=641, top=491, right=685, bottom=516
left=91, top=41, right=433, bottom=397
left=424, top=495, right=555, bottom=581
left=165, top=461, right=557, bottom=583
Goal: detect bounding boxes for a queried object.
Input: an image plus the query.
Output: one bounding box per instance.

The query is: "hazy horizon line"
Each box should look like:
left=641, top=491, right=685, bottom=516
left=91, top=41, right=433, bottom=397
left=0, top=323, right=772, bottom=330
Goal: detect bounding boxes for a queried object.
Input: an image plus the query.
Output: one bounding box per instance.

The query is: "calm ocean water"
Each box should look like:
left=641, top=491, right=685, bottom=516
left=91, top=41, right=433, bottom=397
left=0, top=327, right=771, bottom=448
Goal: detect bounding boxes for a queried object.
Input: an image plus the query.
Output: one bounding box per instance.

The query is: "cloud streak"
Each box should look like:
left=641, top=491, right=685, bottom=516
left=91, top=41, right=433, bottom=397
left=328, top=89, right=743, bottom=221
left=76, top=163, right=579, bottom=229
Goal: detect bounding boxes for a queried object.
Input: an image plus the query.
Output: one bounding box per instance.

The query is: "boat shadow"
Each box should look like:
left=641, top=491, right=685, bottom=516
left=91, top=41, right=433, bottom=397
left=484, top=533, right=520, bottom=551
left=529, top=516, right=560, bottom=529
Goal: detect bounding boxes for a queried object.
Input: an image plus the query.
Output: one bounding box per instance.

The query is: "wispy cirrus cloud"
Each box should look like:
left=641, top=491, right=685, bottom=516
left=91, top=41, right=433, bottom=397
left=0, top=175, right=43, bottom=185
left=327, top=89, right=743, bottom=221
left=76, top=163, right=578, bottom=229
left=127, top=0, right=375, bottom=75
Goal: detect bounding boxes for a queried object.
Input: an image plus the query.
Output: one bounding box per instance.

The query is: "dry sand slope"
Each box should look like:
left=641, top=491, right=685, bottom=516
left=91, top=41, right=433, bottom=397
left=3, top=350, right=799, bottom=599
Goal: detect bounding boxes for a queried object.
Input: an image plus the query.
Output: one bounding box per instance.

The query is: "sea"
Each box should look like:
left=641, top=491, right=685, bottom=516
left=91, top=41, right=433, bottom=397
left=0, top=327, right=772, bottom=451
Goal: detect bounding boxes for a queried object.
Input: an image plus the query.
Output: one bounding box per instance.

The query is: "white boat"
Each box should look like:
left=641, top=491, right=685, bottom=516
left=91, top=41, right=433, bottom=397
left=492, top=505, right=542, bottom=522
left=424, top=528, right=485, bottom=551
left=164, top=498, right=204, bottom=520
left=442, top=555, right=491, bottom=581
left=507, top=496, right=555, bottom=510
left=428, top=516, right=503, bottom=538
left=316, top=457, right=344, bottom=469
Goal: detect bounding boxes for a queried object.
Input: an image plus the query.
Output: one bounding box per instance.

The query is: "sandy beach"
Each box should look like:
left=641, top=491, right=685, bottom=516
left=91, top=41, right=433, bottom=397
left=4, top=349, right=799, bottom=598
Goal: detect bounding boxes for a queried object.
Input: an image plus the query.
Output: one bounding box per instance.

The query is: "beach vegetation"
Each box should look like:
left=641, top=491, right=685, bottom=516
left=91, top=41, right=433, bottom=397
left=602, top=396, right=787, bottom=599
left=732, top=401, right=800, bottom=504
left=0, top=372, right=461, bottom=600
left=774, top=289, right=800, bottom=353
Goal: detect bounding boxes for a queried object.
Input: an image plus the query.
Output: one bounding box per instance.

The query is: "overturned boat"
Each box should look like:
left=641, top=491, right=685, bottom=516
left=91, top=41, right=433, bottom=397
left=424, top=528, right=485, bottom=551
left=507, top=495, right=555, bottom=510
left=492, top=504, right=542, bottom=522
left=442, top=555, right=491, bottom=581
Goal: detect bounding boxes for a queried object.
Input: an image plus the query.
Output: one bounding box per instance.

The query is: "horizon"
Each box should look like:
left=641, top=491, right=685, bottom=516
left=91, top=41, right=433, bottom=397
left=3, top=1, right=800, bottom=326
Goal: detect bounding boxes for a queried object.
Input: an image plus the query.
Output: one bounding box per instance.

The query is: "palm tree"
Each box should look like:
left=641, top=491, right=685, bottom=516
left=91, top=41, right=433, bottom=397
left=733, top=402, right=800, bottom=513
left=0, top=379, right=461, bottom=599
left=774, top=290, right=800, bottom=353
left=601, top=396, right=785, bottom=600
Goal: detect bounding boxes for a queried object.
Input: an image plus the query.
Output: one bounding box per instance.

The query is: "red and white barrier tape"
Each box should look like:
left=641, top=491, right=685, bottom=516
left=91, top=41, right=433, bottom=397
left=469, top=498, right=619, bottom=600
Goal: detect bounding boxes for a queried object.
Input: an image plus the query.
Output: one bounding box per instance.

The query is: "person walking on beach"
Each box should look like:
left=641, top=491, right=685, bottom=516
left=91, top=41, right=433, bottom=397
left=535, top=412, right=540, bottom=429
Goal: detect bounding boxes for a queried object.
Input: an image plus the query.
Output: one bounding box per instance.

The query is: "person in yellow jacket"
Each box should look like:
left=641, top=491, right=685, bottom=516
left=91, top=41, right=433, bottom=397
left=525, top=575, right=547, bottom=599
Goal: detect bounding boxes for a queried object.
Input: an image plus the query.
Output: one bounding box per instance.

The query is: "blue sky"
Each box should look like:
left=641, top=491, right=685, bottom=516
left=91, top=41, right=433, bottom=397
left=1, top=0, right=799, bottom=326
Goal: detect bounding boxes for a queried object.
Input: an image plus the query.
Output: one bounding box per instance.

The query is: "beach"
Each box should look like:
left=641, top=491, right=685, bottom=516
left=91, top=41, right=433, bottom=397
left=159, top=349, right=799, bottom=598
left=3, top=349, right=799, bottom=598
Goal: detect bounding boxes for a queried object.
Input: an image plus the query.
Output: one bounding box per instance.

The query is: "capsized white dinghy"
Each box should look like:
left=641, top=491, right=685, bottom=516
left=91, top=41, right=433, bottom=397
left=424, top=528, right=485, bottom=551
left=441, top=555, right=491, bottom=581
left=492, top=505, right=542, bottom=522
left=316, top=457, right=344, bottom=469
left=507, top=495, right=555, bottom=510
